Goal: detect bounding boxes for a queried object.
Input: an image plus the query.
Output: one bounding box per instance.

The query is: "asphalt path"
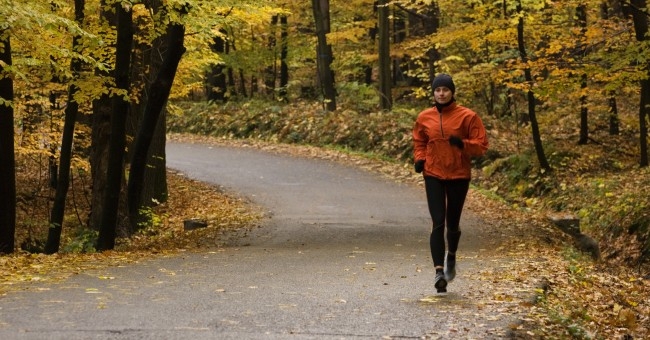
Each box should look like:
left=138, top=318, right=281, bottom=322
left=0, top=142, right=524, bottom=339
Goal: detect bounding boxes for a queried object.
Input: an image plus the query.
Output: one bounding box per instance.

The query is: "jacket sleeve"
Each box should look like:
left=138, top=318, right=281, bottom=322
left=463, top=114, right=488, bottom=157
left=412, top=118, right=428, bottom=161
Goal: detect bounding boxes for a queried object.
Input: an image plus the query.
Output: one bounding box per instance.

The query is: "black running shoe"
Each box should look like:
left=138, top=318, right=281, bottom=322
left=435, top=271, right=447, bottom=293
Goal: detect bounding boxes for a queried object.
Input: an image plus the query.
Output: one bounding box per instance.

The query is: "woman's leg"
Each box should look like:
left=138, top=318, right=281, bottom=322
left=424, top=176, right=446, bottom=268
left=445, top=179, right=470, bottom=254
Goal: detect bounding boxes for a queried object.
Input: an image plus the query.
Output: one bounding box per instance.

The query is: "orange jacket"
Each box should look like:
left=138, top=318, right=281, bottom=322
left=412, top=102, right=488, bottom=180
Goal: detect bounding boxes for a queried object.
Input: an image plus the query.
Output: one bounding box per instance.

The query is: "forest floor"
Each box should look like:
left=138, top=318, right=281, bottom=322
left=2, top=133, right=649, bottom=339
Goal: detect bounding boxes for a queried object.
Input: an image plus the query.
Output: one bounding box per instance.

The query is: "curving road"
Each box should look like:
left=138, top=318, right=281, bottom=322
left=0, top=142, right=523, bottom=339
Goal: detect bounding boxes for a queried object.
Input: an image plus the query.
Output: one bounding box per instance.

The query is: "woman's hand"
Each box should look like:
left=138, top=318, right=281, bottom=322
left=414, top=159, right=425, bottom=173
left=449, top=136, right=464, bottom=150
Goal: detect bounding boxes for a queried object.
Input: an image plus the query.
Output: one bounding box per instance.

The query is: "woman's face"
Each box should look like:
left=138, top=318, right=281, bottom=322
left=434, top=87, right=453, bottom=105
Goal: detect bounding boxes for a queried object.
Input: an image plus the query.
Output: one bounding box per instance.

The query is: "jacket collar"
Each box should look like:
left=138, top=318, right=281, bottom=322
left=434, top=101, right=457, bottom=113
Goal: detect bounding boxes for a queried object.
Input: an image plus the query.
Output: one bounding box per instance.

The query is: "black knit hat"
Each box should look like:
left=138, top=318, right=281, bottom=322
left=431, top=73, right=455, bottom=94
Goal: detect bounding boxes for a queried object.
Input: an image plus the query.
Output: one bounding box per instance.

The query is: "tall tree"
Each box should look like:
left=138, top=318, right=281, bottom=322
left=377, top=0, right=392, bottom=110
left=278, top=15, right=289, bottom=101
left=600, top=1, right=620, bottom=135
left=265, top=15, right=278, bottom=97
left=516, top=0, right=550, bottom=172
left=96, top=1, right=134, bottom=250
left=128, top=0, right=174, bottom=225
left=628, top=0, right=649, bottom=167
left=365, top=7, right=377, bottom=85
left=128, top=6, right=186, bottom=231
left=90, top=1, right=117, bottom=231
left=0, top=29, right=16, bottom=254
left=207, top=32, right=227, bottom=102
left=312, top=0, right=336, bottom=111
left=45, top=0, right=85, bottom=254
left=576, top=4, right=589, bottom=145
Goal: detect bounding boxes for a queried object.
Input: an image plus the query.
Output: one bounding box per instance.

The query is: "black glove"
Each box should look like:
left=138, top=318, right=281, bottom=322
left=449, top=135, right=464, bottom=150
left=414, top=159, right=425, bottom=173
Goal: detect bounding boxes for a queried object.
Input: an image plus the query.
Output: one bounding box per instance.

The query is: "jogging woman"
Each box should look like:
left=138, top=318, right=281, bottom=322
left=412, top=73, right=488, bottom=293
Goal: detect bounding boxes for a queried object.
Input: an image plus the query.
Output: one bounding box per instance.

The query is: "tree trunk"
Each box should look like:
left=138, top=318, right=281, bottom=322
left=96, top=2, right=133, bottom=251
left=265, top=15, right=278, bottom=97
left=377, top=0, right=392, bottom=110
left=629, top=0, right=649, bottom=167
left=90, top=100, right=111, bottom=231
left=90, top=1, right=117, bottom=231
left=600, top=5, right=620, bottom=136
left=279, top=15, right=289, bottom=101
left=365, top=20, right=377, bottom=85
left=227, top=68, right=237, bottom=99
left=130, top=0, right=169, bottom=214
left=251, top=75, right=258, bottom=96
left=128, top=17, right=186, bottom=231
left=578, top=73, right=589, bottom=145
left=207, top=33, right=227, bottom=102
left=312, top=0, right=336, bottom=111
left=640, top=77, right=649, bottom=167
left=143, top=118, right=168, bottom=203
left=516, top=0, right=551, bottom=171
left=608, top=94, right=620, bottom=135
left=576, top=5, right=589, bottom=145
left=239, top=69, right=248, bottom=97
left=45, top=0, right=85, bottom=254
left=0, top=30, right=16, bottom=254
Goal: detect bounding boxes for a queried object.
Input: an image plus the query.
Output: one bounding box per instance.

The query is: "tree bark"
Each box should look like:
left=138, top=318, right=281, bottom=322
left=128, top=17, right=186, bottom=231
left=365, top=8, right=377, bottom=86
left=600, top=5, right=620, bottom=135
left=129, top=0, right=169, bottom=217
left=377, top=0, right=392, bottom=110
left=640, top=77, right=649, bottom=167
left=516, top=0, right=551, bottom=171
left=96, top=2, right=133, bottom=251
left=578, top=74, right=588, bottom=144
left=279, top=15, right=289, bottom=101
left=265, top=15, right=278, bottom=97
left=608, top=94, right=620, bottom=135
left=45, top=0, right=85, bottom=254
left=312, top=0, right=336, bottom=111
left=207, top=33, right=227, bottom=102
left=629, top=0, right=649, bottom=167
left=90, top=0, right=117, bottom=231
left=0, top=30, right=16, bottom=254
left=576, top=5, right=589, bottom=145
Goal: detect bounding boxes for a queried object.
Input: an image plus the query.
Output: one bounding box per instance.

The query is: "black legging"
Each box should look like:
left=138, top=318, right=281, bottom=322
left=424, top=176, right=470, bottom=267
